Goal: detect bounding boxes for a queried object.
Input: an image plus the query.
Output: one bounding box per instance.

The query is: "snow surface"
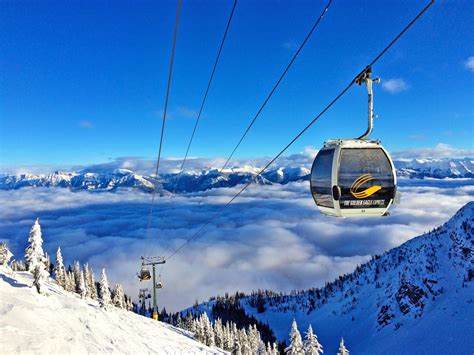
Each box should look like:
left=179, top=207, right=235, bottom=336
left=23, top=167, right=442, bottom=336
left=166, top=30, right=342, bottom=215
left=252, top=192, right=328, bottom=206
left=0, top=266, right=226, bottom=354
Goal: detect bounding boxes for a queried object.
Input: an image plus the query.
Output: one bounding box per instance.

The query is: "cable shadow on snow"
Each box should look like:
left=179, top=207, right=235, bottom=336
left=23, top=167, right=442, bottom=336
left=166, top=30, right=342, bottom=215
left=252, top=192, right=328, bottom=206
left=0, top=272, right=29, bottom=288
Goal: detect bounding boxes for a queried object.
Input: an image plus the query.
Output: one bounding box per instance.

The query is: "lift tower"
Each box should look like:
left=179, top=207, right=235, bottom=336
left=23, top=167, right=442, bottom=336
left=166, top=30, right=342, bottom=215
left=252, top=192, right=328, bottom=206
left=140, top=256, right=165, bottom=320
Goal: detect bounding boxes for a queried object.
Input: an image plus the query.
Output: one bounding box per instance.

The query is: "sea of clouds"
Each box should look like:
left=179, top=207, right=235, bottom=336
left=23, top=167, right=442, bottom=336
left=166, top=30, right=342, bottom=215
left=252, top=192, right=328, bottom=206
left=1, top=175, right=473, bottom=311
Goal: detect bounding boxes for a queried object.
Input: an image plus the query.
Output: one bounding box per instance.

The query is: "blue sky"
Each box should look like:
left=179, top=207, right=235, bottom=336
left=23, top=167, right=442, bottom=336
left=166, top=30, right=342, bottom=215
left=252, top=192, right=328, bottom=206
left=1, top=0, right=473, bottom=167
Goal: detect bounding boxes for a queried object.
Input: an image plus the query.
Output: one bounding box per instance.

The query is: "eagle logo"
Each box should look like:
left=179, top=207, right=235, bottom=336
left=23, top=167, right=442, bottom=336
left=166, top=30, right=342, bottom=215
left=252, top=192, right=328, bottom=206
left=350, top=174, right=381, bottom=199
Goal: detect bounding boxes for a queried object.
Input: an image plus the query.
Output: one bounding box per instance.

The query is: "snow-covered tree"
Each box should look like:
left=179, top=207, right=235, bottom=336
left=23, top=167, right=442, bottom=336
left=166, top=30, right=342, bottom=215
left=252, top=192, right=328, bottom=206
left=194, top=317, right=204, bottom=343
left=11, top=260, right=26, bottom=271
left=257, top=340, right=267, bottom=355
left=214, top=318, right=224, bottom=349
left=303, top=324, right=323, bottom=355
left=25, top=218, right=47, bottom=273
left=175, top=312, right=183, bottom=329
left=185, top=312, right=194, bottom=332
left=43, top=251, right=51, bottom=274
left=112, top=284, right=125, bottom=308
left=65, top=271, right=75, bottom=292
left=0, top=243, right=13, bottom=266
left=200, top=313, right=215, bottom=347
left=78, top=270, right=87, bottom=298
left=240, top=328, right=251, bottom=354
left=73, top=261, right=82, bottom=294
left=337, top=337, right=349, bottom=355
left=231, top=334, right=242, bottom=355
left=86, top=265, right=97, bottom=299
left=99, top=268, right=112, bottom=309
left=285, top=319, right=304, bottom=354
left=272, top=342, right=279, bottom=355
left=83, top=264, right=91, bottom=297
left=248, top=324, right=260, bottom=353
left=33, top=263, right=48, bottom=295
left=54, top=247, right=66, bottom=288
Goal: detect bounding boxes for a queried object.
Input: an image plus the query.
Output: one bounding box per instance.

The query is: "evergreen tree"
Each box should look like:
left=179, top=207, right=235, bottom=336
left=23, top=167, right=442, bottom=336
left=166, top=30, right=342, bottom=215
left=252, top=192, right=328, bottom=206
left=272, top=342, right=279, bottom=355
left=0, top=242, right=13, bottom=266
left=73, top=261, right=82, bottom=294
left=25, top=218, right=46, bottom=273
left=224, top=323, right=232, bottom=350
left=54, top=247, right=66, bottom=288
left=303, top=324, right=323, bottom=355
left=65, top=271, right=75, bottom=292
left=175, top=312, right=183, bottom=328
left=249, top=324, right=260, bottom=353
left=231, top=334, right=242, bottom=355
left=214, top=318, right=224, bottom=349
left=285, top=319, right=304, bottom=354
left=11, top=260, right=26, bottom=271
left=201, top=313, right=215, bottom=347
left=185, top=312, right=194, bottom=332
left=43, top=251, right=51, bottom=274
left=83, top=265, right=90, bottom=297
left=33, top=263, right=48, bottom=294
left=78, top=270, right=87, bottom=298
left=112, top=284, right=125, bottom=308
left=86, top=266, right=97, bottom=299
left=240, top=328, right=251, bottom=354
left=337, top=338, right=349, bottom=355
left=194, top=318, right=204, bottom=343
left=257, top=340, right=267, bottom=355
left=99, top=268, right=112, bottom=309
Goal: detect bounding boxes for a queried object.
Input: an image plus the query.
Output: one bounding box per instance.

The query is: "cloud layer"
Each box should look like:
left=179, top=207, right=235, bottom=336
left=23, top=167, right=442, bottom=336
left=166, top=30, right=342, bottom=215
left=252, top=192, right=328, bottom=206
left=382, top=78, right=409, bottom=93
left=1, top=178, right=473, bottom=311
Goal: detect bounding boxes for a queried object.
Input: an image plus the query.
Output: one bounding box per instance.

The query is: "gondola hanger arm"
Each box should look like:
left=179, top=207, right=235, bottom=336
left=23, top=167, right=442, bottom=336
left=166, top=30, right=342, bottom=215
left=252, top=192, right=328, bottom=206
left=355, top=65, right=380, bottom=140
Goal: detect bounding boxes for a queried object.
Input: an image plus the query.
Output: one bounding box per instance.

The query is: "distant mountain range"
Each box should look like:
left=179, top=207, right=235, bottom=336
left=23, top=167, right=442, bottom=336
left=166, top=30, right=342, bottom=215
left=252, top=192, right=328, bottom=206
left=185, top=202, right=474, bottom=354
left=1, top=158, right=472, bottom=193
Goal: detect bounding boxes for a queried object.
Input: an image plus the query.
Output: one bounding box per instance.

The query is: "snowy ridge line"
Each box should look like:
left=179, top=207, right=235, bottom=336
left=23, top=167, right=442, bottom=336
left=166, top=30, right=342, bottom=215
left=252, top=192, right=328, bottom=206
left=1, top=158, right=473, bottom=193
left=183, top=202, right=474, bottom=353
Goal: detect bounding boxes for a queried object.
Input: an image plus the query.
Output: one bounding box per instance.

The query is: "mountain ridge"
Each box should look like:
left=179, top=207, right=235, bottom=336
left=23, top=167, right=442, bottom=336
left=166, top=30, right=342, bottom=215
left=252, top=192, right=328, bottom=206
left=1, top=157, right=472, bottom=193
left=184, top=202, right=474, bottom=354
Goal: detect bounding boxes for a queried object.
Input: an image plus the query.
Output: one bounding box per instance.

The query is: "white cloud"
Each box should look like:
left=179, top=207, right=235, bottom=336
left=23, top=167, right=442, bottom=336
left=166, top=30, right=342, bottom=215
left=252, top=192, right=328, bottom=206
left=408, top=133, right=427, bottom=141
left=464, top=56, right=474, bottom=72
left=392, top=143, right=474, bottom=159
left=78, top=120, right=94, bottom=129
left=176, top=106, right=198, bottom=119
left=382, top=78, right=409, bottom=93
left=1, top=179, right=472, bottom=312
left=282, top=40, right=298, bottom=51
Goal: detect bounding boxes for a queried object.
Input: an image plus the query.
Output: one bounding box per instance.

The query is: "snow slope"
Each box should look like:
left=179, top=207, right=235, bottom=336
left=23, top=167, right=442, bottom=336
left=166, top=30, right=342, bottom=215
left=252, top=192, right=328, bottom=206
left=192, top=202, right=474, bottom=354
left=0, top=267, right=225, bottom=354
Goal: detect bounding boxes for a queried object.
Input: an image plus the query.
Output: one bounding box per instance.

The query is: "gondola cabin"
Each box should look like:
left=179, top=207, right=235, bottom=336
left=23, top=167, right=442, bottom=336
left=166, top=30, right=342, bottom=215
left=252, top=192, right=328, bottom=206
left=139, top=265, right=151, bottom=281
left=310, top=139, right=396, bottom=217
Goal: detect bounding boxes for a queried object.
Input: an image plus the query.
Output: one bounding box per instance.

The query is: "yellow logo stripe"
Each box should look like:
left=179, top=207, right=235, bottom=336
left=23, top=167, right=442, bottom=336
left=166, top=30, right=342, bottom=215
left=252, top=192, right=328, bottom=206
left=350, top=174, right=382, bottom=199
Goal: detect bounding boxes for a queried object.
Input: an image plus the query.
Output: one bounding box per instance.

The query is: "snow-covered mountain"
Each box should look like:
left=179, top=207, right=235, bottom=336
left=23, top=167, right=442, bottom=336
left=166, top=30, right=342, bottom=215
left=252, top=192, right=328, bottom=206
left=1, top=158, right=472, bottom=193
left=396, top=158, right=474, bottom=179
left=187, top=202, right=474, bottom=354
left=0, top=266, right=225, bottom=354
